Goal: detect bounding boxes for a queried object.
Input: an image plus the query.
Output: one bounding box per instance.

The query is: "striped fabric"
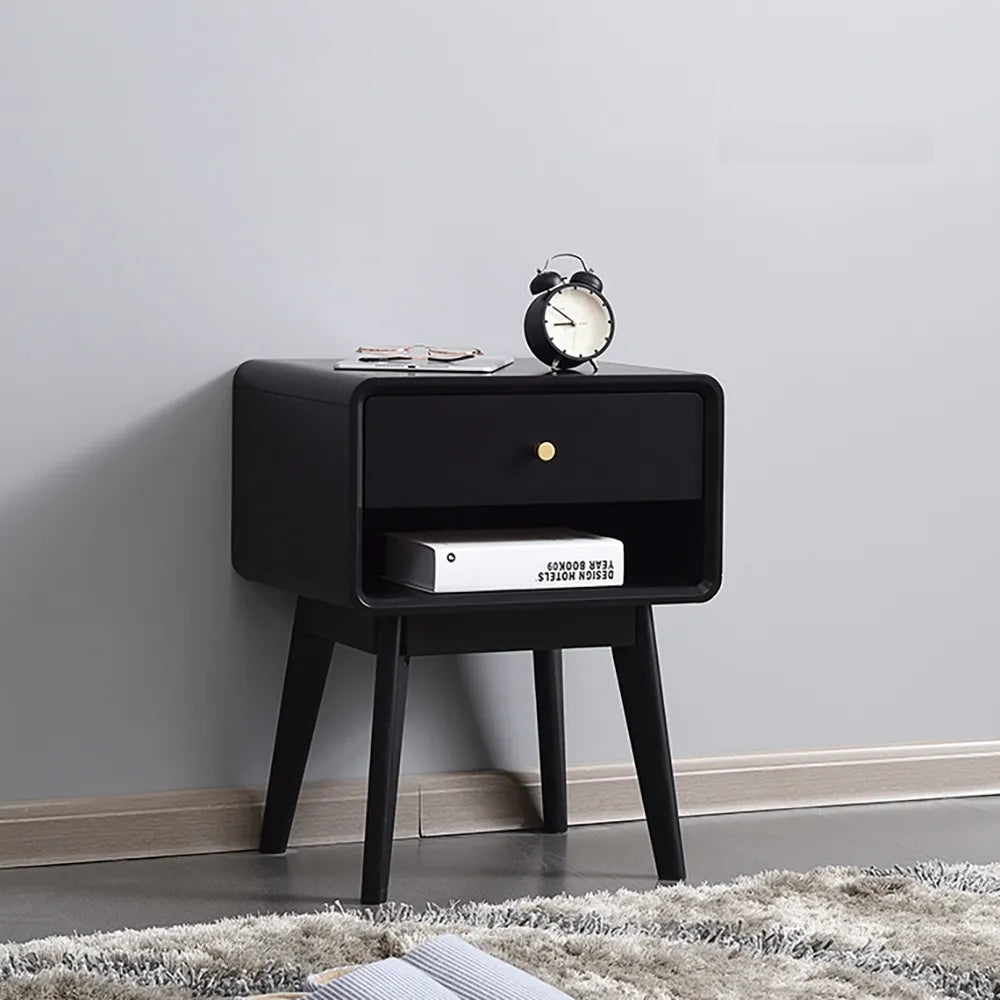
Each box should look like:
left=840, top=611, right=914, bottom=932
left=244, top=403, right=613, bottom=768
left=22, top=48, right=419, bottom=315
left=403, top=935, right=571, bottom=1000
left=309, top=956, right=454, bottom=999
left=311, top=935, right=571, bottom=1000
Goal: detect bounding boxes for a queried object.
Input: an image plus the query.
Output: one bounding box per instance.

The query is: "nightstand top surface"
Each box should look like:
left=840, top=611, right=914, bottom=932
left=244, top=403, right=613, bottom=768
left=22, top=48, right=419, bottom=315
left=235, top=357, right=718, bottom=406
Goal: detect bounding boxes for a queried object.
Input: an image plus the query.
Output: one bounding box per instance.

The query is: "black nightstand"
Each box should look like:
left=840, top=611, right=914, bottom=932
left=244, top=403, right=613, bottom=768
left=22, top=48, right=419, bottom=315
left=232, top=358, right=724, bottom=904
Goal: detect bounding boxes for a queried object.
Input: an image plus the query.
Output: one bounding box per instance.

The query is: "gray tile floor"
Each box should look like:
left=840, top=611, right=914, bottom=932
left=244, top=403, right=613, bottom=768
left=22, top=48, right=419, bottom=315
left=1, top=795, right=997, bottom=944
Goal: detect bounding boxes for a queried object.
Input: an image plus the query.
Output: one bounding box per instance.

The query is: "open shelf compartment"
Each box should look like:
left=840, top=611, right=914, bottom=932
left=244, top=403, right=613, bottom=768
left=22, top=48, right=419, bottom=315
left=359, top=500, right=715, bottom=610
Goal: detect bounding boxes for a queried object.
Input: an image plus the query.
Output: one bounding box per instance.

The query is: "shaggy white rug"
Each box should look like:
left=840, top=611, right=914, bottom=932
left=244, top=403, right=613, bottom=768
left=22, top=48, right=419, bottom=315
left=2, top=861, right=999, bottom=999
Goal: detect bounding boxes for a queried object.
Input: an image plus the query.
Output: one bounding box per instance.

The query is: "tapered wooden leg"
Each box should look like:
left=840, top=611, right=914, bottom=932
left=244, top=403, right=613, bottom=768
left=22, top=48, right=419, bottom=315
left=533, top=649, right=568, bottom=833
left=259, top=598, right=335, bottom=854
left=611, top=606, right=686, bottom=882
left=360, top=617, right=410, bottom=905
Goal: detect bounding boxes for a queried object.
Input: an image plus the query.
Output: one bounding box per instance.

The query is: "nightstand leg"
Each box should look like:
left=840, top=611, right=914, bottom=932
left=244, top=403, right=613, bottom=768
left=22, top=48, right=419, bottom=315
left=361, top=617, right=410, bottom=905
left=533, top=649, right=568, bottom=833
left=260, top=598, right=335, bottom=854
left=611, top=606, right=686, bottom=882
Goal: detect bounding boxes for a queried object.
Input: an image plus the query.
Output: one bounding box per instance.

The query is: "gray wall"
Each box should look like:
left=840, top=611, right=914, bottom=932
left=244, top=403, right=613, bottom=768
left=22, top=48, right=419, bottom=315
left=1, top=1, right=997, bottom=802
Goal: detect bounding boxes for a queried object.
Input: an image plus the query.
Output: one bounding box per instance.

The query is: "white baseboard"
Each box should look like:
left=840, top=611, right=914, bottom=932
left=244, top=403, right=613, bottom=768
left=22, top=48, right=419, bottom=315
left=2, top=740, right=998, bottom=868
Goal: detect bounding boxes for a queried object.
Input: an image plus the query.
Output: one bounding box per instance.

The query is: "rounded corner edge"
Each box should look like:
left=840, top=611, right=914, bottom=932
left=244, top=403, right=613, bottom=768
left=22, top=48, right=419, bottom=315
left=695, top=577, right=723, bottom=603
left=348, top=378, right=380, bottom=413
left=694, top=372, right=725, bottom=406
left=232, top=359, right=259, bottom=387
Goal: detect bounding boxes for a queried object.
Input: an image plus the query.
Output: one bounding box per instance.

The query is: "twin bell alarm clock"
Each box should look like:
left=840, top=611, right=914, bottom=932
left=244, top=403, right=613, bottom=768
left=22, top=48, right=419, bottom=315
left=524, top=252, right=615, bottom=370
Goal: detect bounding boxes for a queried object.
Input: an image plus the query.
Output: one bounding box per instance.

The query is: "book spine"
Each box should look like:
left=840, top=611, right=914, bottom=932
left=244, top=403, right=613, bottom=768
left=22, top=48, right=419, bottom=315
left=433, top=541, right=624, bottom=593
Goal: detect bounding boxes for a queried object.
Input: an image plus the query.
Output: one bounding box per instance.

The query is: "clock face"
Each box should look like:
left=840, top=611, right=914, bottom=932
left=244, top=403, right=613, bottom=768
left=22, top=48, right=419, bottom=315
left=543, top=285, right=613, bottom=361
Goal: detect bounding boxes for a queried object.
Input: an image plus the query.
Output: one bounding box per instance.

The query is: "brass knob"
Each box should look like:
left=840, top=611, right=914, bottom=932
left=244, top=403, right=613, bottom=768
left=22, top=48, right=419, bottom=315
left=536, top=441, right=556, bottom=462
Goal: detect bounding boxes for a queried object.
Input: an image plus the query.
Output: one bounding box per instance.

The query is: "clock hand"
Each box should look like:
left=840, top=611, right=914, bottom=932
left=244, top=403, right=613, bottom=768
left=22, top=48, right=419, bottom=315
left=551, top=321, right=575, bottom=326
left=549, top=304, right=576, bottom=325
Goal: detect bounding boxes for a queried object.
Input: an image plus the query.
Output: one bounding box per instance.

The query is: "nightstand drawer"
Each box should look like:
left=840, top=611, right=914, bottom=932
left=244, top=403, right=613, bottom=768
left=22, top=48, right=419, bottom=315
left=363, top=391, right=703, bottom=509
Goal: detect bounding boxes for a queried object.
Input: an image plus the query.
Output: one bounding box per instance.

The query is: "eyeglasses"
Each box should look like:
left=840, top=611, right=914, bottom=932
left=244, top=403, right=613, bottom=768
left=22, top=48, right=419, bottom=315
left=356, top=344, right=483, bottom=363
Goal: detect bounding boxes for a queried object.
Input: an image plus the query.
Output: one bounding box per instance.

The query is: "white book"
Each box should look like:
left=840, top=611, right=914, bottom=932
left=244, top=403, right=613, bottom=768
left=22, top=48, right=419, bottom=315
left=383, top=529, right=624, bottom=594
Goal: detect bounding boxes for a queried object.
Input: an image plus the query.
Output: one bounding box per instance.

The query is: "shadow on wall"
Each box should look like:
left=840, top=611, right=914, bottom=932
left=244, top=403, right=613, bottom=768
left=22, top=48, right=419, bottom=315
left=0, top=372, right=497, bottom=803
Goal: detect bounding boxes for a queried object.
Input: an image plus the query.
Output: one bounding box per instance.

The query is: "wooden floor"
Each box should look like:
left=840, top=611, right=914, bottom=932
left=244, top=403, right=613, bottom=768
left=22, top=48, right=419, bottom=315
left=1, top=795, right=998, bottom=944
